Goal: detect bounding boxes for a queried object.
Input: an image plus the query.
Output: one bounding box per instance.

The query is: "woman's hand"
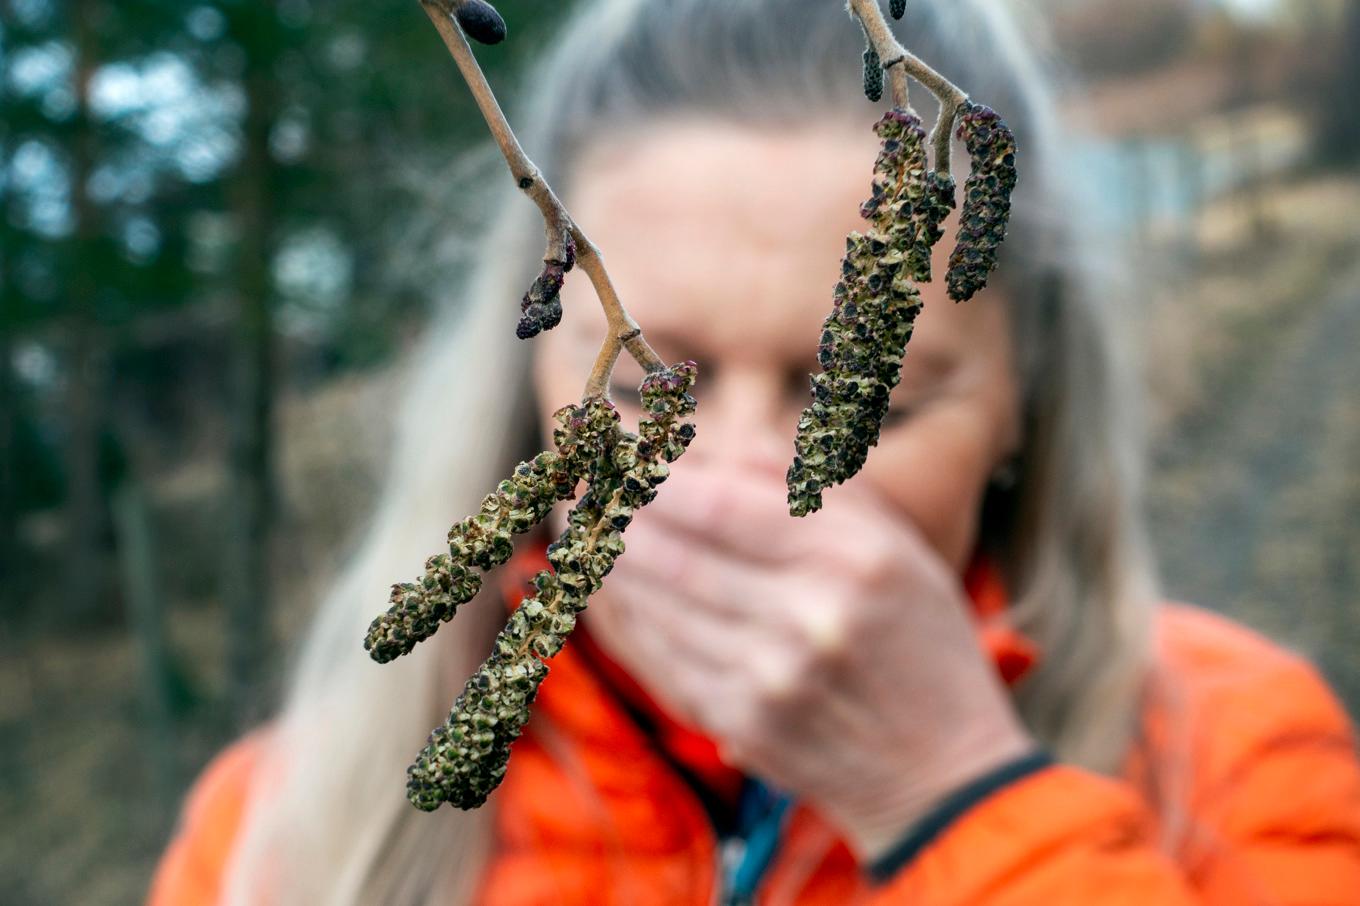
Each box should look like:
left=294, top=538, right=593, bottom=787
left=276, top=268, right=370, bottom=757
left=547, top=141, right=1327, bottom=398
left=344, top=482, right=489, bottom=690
left=587, top=459, right=1035, bottom=862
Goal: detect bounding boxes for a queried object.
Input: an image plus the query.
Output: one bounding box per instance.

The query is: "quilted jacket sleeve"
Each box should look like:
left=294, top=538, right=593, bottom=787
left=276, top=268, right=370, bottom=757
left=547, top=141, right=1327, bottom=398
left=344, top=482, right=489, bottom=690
left=144, top=732, right=265, bottom=906
left=862, top=634, right=1360, bottom=905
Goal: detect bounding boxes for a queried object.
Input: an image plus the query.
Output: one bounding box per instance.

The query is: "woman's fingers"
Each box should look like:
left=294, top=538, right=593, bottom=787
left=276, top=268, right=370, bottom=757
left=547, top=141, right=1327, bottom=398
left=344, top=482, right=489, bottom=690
left=618, top=514, right=882, bottom=685
left=599, top=571, right=743, bottom=669
left=646, top=461, right=928, bottom=575
left=603, top=558, right=873, bottom=739
left=620, top=517, right=872, bottom=660
left=617, top=517, right=792, bottom=624
left=592, top=573, right=762, bottom=727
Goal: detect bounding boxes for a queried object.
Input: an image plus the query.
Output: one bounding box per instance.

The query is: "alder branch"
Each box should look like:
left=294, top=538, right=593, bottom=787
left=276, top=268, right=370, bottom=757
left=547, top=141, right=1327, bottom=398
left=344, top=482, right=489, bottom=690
left=419, top=0, right=665, bottom=399
left=848, top=0, right=968, bottom=173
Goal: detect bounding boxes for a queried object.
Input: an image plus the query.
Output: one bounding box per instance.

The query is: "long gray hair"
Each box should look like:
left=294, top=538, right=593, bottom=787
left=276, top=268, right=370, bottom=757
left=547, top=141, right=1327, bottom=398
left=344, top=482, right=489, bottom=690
left=223, top=1, right=1159, bottom=902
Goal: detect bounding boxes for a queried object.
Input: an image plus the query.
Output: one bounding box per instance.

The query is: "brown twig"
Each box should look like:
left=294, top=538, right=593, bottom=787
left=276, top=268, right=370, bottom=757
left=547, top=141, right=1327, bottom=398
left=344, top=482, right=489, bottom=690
left=419, top=0, right=665, bottom=399
left=848, top=0, right=968, bottom=173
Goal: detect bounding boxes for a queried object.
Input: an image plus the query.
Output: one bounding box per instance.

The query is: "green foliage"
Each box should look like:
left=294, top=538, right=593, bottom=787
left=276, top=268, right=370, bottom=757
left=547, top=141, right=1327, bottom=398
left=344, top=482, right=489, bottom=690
left=0, top=0, right=568, bottom=613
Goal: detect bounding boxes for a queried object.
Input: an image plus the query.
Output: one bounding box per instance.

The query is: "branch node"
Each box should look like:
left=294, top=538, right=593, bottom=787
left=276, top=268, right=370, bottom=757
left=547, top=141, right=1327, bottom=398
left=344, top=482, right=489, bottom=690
left=422, top=0, right=659, bottom=391
left=849, top=0, right=969, bottom=150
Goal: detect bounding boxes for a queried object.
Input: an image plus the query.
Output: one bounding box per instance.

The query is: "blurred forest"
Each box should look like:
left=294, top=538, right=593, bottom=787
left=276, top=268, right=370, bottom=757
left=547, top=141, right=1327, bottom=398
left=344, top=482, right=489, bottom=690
left=1, top=0, right=1357, bottom=902
left=1, top=1, right=564, bottom=901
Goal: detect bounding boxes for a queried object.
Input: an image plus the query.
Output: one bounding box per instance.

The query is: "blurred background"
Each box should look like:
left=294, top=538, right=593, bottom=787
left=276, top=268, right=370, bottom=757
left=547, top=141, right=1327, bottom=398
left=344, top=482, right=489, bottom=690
left=0, top=0, right=1356, bottom=901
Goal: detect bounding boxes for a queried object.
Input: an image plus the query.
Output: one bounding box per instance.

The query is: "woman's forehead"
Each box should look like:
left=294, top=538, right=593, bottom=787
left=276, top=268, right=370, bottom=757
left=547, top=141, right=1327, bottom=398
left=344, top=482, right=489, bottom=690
left=560, top=118, right=1007, bottom=365
left=567, top=118, right=876, bottom=249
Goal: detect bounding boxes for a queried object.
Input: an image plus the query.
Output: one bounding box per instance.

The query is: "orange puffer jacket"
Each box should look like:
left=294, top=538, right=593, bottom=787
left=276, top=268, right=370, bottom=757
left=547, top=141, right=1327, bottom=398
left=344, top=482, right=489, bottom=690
left=148, top=546, right=1360, bottom=905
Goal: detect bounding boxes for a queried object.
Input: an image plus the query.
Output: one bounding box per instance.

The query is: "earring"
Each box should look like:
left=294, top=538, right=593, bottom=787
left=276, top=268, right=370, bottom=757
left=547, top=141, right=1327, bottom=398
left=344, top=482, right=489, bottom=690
left=989, top=456, right=1020, bottom=491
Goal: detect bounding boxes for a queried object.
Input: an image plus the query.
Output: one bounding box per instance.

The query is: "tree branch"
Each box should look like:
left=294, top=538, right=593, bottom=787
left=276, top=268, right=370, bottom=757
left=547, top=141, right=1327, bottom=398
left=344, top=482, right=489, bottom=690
left=419, top=0, right=665, bottom=399
left=848, top=0, right=968, bottom=173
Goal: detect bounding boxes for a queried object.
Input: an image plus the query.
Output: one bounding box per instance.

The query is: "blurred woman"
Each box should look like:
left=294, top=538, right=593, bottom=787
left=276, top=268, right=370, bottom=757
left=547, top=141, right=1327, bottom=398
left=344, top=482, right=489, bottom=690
left=148, top=0, right=1360, bottom=903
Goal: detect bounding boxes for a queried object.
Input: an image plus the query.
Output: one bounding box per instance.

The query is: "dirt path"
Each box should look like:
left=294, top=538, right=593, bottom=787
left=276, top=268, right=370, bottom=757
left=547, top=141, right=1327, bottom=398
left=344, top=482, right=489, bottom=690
left=1148, top=257, right=1360, bottom=708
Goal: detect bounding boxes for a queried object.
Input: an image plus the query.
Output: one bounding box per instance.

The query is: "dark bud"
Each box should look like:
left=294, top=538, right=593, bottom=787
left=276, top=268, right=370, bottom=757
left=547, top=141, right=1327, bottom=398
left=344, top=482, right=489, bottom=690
left=455, top=0, right=507, bottom=45
left=890, top=0, right=907, bottom=19
left=862, top=43, right=883, bottom=104
left=515, top=299, right=561, bottom=340
left=516, top=259, right=568, bottom=339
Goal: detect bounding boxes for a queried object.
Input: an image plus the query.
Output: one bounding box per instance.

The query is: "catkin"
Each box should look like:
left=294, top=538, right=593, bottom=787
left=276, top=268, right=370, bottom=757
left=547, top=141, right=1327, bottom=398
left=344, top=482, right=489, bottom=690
left=788, top=110, right=941, bottom=517
left=363, top=395, right=611, bottom=663
left=945, top=102, right=1018, bottom=302
left=857, top=112, right=957, bottom=282
left=405, top=363, right=698, bottom=810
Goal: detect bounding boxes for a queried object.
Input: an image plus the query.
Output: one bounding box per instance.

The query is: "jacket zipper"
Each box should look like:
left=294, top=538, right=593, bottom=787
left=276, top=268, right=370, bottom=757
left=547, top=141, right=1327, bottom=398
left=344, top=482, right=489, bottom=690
left=713, top=785, right=794, bottom=906
left=716, top=834, right=749, bottom=906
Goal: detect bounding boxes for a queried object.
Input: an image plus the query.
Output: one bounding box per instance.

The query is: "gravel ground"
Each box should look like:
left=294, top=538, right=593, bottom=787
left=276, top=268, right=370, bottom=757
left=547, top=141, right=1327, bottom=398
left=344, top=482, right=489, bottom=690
left=1146, top=177, right=1360, bottom=713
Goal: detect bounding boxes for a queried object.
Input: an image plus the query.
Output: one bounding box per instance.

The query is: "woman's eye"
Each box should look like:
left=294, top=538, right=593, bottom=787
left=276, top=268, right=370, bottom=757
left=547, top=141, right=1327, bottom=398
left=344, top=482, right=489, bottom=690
left=611, top=361, right=708, bottom=403
left=609, top=381, right=641, bottom=400
left=880, top=401, right=920, bottom=428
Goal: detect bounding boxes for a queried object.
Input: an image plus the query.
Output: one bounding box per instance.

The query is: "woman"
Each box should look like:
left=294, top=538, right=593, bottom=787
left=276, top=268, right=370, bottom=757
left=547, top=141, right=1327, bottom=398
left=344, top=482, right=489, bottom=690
left=148, top=0, right=1360, bottom=903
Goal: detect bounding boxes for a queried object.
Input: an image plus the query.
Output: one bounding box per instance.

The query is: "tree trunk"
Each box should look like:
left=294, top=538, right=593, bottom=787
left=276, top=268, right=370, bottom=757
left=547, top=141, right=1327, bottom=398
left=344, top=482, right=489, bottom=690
left=64, top=0, right=106, bottom=623
left=1326, top=1, right=1360, bottom=162
left=0, top=307, right=16, bottom=616
left=111, top=468, right=180, bottom=808
left=0, top=113, right=16, bottom=613
left=224, top=1, right=280, bottom=724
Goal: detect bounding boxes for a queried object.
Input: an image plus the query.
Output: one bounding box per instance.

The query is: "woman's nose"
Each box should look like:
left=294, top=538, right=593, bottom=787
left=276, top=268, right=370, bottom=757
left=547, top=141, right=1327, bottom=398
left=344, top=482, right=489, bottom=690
left=687, top=367, right=791, bottom=481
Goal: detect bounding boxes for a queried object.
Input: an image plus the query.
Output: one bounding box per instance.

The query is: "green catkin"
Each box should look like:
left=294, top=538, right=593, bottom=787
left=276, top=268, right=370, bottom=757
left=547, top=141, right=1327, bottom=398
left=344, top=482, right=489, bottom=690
left=788, top=109, right=940, bottom=517
left=890, top=0, right=907, bottom=19
left=945, top=102, right=1018, bottom=302
left=862, top=42, right=884, bottom=103
left=446, top=453, right=574, bottom=571
left=363, top=399, right=614, bottom=663
left=364, top=559, right=484, bottom=666
left=405, top=363, right=698, bottom=810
